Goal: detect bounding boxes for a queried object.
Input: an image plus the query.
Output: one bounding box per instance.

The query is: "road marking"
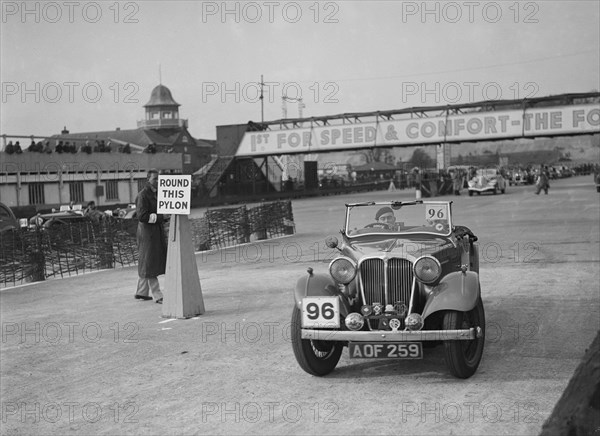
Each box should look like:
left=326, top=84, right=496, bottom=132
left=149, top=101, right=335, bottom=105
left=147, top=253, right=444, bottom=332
left=159, top=319, right=177, bottom=324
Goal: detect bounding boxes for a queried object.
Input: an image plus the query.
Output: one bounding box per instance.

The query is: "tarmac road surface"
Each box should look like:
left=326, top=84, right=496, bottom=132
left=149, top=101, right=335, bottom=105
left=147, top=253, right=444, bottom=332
left=1, top=175, right=598, bottom=435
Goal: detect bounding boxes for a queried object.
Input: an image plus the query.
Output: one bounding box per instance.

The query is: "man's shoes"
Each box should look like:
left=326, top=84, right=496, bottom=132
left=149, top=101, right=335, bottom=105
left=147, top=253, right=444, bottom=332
left=134, top=295, right=153, bottom=301
left=155, top=298, right=163, bottom=304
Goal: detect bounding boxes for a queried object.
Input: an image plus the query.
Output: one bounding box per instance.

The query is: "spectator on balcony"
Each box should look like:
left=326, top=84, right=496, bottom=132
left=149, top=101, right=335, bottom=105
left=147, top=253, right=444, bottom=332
left=13, top=141, right=23, bottom=154
left=5, top=141, right=15, bottom=154
left=145, top=143, right=157, bottom=154
left=28, top=139, right=38, bottom=152
left=43, top=141, right=53, bottom=153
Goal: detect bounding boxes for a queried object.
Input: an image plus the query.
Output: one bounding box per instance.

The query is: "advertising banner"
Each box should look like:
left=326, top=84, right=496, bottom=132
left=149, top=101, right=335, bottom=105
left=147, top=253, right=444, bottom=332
left=235, top=104, right=599, bottom=156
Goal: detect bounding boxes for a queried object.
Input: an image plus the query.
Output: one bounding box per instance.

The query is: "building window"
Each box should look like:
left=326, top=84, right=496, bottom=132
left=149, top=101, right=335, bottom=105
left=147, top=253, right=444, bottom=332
left=184, top=153, right=192, bottom=164
left=164, top=112, right=172, bottom=119
left=182, top=136, right=189, bottom=143
left=106, top=180, right=119, bottom=200
left=69, top=182, right=84, bottom=203
left=28, top=183, right=45, bottom=205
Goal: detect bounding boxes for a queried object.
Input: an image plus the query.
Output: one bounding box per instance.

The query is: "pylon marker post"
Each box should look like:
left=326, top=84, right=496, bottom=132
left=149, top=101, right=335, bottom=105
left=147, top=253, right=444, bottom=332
left=162, top=214, right=205, bottom=318
left=157, top=174, right=205, bottom=319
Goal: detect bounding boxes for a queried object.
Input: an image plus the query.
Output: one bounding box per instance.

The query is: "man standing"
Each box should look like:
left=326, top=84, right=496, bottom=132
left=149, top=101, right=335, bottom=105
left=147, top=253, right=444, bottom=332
left=135, top=169, right=167, bottom=303
left=535, top=165, right=550, bottom=195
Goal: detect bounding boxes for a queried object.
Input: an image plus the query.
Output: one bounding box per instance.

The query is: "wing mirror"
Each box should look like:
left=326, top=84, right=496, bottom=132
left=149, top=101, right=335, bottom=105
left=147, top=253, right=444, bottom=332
left=325, top=236, right=339, bottom=249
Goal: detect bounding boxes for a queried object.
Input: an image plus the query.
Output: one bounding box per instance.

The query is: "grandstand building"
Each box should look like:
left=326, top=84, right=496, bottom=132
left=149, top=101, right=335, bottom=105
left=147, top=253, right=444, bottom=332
left=1, top=83, right=214, bottom=212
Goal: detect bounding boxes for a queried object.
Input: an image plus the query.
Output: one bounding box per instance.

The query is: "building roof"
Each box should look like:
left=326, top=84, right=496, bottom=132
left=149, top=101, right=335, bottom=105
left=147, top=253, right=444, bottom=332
left=49, top=128, right=213, bottom=151
left=144, top=84, right=180, bottom=108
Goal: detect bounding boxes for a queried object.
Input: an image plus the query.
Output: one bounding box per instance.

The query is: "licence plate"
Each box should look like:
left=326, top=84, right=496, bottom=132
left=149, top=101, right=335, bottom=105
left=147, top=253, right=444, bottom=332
left=349, top=342, right=423, bottom=359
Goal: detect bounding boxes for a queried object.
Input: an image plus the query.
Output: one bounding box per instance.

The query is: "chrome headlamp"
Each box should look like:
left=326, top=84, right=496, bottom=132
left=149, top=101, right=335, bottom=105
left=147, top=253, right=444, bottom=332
left=329, top=257, right=357, bottom=284
left=413, top=255, right=442, bottom=284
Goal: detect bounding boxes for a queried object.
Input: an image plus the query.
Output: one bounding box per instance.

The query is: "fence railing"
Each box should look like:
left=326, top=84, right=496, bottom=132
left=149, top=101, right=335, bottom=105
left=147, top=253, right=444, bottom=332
left=0, top=200, right=294, bottom=288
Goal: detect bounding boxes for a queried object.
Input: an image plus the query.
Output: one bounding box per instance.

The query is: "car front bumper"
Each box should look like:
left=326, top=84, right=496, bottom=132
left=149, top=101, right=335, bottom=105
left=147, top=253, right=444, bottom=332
left=468, top=186, right=496, bottom=192
left=301, top=327, right=482, bottom=342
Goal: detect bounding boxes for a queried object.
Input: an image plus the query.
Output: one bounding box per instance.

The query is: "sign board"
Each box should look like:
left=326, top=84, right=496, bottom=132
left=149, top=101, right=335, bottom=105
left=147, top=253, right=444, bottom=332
left=157, top=175, right=191, bottom=215
left=235, top=104, right=600, bottom=156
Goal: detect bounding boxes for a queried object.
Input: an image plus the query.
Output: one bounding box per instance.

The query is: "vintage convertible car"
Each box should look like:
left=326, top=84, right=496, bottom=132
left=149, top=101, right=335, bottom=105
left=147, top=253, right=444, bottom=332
left=468, top=168, right=506, bottom=195
left=291, top=200, right=485, bottom=378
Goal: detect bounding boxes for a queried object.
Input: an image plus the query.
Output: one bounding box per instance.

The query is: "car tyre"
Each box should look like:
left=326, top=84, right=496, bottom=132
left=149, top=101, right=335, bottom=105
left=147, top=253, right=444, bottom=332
left=291, top=306, right=343, bottom=376
left=442, top=296, right=485, bottom=379
left=468, top=190, right=473, bottom=197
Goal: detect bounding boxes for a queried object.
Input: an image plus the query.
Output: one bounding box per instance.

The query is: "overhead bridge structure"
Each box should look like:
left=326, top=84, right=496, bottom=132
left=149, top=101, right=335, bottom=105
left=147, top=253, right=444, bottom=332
left=201, top=92, right=599, bottom=198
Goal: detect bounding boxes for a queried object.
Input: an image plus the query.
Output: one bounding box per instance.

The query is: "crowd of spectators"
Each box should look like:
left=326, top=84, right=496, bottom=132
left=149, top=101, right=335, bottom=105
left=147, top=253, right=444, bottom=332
left=3, top=139, right=133, bottom=155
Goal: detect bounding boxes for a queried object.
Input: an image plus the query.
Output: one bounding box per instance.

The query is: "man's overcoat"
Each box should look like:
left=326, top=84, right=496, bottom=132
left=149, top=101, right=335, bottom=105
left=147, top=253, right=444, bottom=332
left=136, top=183, right=167, bottom=278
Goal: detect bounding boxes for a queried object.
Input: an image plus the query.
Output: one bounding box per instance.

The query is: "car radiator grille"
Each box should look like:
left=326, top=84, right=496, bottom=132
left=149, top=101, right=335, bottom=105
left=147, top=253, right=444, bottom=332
left=359, top=258, right=413, bottom=307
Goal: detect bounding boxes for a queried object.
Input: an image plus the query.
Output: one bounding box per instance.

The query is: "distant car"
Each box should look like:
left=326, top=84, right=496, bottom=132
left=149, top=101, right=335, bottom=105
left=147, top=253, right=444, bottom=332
left=508, top=169, right=526, bottom=186
left=0, top=202, right=19, bottom=233
left=595, top=171, right=600, bottom=193
left=116, top=205, right=137, bottom=219
left=468, top=168, right=506, bottom=196
left=37, top=208, right=89, bottom=228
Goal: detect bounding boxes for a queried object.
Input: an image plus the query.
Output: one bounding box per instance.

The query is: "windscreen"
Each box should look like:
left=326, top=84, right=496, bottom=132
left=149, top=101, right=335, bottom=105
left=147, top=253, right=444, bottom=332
left=346, top=202, right=452, bottom=237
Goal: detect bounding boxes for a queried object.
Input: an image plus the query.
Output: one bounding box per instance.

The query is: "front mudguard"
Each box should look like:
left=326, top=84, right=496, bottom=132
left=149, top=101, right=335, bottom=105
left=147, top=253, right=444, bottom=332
left=421, top=271, right=480, bottom=320
left=293, top=272, right=352, bottom=318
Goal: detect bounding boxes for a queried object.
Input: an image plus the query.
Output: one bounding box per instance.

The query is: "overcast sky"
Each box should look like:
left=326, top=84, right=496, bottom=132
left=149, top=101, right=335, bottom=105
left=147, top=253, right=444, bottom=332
left=1, top=0, right=599, bottom=140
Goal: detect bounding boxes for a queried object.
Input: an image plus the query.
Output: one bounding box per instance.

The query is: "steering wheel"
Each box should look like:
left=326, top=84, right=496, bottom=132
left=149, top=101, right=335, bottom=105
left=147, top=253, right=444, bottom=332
left=364, top=222, right=391, bottom=230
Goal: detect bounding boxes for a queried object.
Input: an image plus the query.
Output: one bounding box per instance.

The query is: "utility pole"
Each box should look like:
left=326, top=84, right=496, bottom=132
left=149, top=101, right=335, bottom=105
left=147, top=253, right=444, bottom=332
left=259, top=74, right=264, bottom=123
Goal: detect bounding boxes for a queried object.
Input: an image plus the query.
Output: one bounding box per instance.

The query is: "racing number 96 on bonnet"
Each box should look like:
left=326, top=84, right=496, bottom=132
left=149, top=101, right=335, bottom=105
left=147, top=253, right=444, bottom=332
left=291, top=200, right=485, bottom=378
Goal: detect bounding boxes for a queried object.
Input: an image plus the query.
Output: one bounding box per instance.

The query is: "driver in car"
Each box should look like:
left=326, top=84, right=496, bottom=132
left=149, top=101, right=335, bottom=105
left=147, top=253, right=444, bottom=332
left=374, top=207, right=400, bottom=230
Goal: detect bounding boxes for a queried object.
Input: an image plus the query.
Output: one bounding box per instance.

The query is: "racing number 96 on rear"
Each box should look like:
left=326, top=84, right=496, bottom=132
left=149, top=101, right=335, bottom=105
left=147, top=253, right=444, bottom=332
left=301, top=297, right=340, bottom=328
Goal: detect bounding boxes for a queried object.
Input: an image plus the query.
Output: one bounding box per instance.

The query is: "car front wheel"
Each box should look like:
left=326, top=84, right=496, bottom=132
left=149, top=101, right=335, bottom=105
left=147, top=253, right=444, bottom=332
left=442, top=297, right=485, bottom=378
left=291, top=306, right=343, bottom=376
